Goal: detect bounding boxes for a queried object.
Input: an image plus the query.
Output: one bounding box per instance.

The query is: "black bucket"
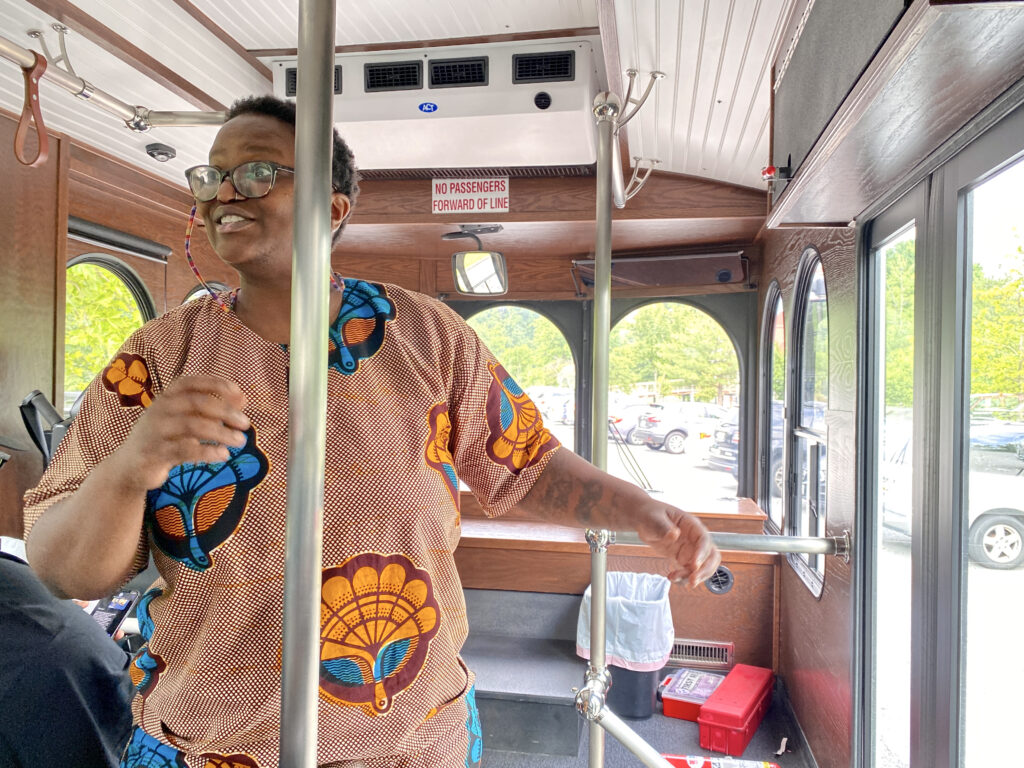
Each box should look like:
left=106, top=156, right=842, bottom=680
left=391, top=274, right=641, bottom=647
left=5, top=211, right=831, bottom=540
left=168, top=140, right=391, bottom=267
left=606, top=666, right=659, bottom=719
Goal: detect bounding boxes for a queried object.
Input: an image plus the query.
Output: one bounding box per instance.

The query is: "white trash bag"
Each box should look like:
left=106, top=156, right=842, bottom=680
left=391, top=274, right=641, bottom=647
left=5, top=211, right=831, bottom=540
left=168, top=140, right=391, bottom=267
left=576, top=572, right=674, bottom=672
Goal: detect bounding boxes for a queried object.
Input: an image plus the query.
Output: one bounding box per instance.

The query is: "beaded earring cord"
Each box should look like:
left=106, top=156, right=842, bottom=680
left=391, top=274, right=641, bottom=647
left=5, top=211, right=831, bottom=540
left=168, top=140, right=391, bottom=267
left=185, top=204, right=344, bottom=309
left=185, top=204, right=230, bottom=312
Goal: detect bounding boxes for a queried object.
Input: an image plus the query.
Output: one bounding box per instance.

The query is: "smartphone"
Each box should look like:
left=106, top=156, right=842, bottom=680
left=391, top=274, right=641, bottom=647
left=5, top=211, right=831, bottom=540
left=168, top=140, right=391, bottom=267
left=85, top=591, right=141, bottom=636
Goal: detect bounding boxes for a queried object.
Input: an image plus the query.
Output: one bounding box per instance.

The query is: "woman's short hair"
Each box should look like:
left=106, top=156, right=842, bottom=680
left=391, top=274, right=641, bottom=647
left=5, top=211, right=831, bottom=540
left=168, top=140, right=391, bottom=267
left=225, top=95, right=359, bottom=242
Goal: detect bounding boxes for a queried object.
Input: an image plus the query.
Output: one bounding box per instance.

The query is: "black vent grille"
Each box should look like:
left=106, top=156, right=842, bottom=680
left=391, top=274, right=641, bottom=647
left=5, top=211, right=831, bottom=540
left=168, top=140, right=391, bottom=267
left=364, top=61, right=422, bottom=92
left=429, top=57, right=488, bottom=88
left=284, top=65, right=342, bottom=97
left=513, top=51, right=575, bottom=83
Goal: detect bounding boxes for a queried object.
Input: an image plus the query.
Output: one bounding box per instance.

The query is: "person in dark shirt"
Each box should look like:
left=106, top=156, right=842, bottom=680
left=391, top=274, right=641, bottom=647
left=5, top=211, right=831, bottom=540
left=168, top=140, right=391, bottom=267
left=0, top=549, right=133, bottom=767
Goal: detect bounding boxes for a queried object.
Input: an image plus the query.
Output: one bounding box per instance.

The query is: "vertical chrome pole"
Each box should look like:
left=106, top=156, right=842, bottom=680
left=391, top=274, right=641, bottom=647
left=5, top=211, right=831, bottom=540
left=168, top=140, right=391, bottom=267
left=280, top=0, right=335, bottom=765
left=587, top=91, right=620, bottom=768
left=591, top=92, right=619, bottom=469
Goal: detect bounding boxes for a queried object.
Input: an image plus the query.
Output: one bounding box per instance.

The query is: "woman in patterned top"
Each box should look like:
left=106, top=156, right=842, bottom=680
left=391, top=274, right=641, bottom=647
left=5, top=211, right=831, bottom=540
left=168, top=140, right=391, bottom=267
left=23, top=95, right=720, bottom=768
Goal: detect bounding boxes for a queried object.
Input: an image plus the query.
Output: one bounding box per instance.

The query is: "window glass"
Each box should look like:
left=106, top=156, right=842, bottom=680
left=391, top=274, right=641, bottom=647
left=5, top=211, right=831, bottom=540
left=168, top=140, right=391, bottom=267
left=467, top=306, right=576, bottom=452
left=64, top=261, right=148, bottom=415
left=764, top=291, right=786, bottom=529
left=873, top=224, right=916, bottom=768
left=608, top=302, right=739, bottom=512
left=962, top=157, right=1024, bottom=767
left=792, top=254, right=828, bottom=581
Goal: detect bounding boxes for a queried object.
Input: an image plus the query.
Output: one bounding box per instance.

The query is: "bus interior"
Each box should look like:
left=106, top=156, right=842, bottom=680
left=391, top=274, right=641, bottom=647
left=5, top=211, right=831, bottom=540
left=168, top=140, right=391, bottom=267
left=1, top=1, right=1024, bottom=767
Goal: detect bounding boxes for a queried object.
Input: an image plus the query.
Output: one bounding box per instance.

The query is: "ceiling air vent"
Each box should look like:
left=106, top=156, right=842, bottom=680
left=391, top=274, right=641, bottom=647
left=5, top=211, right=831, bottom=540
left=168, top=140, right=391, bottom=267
left=284, top=65, right=343, bottom=97
left=512, top=51, right=575, bottom=84
left=429, top=56, right=488, bottom=88
left=364, top=61, right=422, bottom=92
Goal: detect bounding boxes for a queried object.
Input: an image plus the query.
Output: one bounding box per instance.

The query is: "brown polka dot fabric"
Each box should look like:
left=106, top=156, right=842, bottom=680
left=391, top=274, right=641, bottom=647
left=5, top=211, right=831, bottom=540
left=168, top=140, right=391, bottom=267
left=24, top=280, right=559, bottom=767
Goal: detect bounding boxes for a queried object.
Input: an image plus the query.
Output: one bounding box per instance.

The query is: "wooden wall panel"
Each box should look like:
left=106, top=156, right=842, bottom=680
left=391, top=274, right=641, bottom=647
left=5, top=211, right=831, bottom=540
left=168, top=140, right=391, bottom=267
left=756, top=225, right=857, bottom=768
left=331, top=254, right=424, bottom=292
left=67, top=144, right=235, bottom=310
left=455, top=520, right=777, bottom=668
left=0, top=113, right=63, bottom=537
left=459, top=491, right=768, bottom=534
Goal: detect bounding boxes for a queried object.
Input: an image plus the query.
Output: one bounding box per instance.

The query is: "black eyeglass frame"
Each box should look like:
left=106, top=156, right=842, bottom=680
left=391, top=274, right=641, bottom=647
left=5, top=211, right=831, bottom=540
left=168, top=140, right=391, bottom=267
left=184, top=161, right=299, bottom=202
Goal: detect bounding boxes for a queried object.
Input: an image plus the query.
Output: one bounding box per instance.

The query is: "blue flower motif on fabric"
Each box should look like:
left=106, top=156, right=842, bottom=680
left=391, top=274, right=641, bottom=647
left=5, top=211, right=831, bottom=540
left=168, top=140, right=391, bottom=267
left=120, top=727, right=185, bottom=768
left=327, top=279, right=395, bottom=375
left=136, top=588, right=162, bottom=642
left=465, top=684, right=483, bottom=767
left=129, top=588, right=165, bottom=696
left=145, top=427, right=268, bottom=571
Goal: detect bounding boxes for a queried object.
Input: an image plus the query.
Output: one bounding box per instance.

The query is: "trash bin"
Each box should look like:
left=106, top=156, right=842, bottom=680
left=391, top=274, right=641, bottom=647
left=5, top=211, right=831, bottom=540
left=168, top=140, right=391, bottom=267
left=576, top=572, right=674, bottom=719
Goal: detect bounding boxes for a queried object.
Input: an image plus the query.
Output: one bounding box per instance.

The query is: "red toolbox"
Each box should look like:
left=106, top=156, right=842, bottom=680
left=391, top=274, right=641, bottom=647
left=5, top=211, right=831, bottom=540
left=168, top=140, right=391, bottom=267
left=697, top=664, right=774, bottom=756
left=662, top=756, right=780, bottom=768
left=661, top=669, right=725, bottom=721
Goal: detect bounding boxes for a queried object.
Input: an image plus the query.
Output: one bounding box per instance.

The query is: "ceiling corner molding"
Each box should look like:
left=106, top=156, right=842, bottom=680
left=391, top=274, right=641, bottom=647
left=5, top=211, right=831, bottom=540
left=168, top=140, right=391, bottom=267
left=166, top=0, right=272, bottom=82
left=24, top=0, right=227, bottom=111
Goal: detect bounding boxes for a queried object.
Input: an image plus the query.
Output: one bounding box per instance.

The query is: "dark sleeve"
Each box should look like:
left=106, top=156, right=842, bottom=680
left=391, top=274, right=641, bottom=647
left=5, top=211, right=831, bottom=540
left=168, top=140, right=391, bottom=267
left=0, top=558, right=134, bottom=767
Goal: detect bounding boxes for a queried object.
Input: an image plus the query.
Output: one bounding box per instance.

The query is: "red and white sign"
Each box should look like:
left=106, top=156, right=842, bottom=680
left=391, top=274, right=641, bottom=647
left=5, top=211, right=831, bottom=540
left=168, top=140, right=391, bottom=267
left=431, top=177, right=509, bottom=214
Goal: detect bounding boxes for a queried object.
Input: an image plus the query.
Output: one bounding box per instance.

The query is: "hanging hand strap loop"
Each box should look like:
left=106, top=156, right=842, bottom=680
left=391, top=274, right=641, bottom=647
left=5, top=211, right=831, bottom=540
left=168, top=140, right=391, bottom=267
left=15, top=52, right=50, bottom=167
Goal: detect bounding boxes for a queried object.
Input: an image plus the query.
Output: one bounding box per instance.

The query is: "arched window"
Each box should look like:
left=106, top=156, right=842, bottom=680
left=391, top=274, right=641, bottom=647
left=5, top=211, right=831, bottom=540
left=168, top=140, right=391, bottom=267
left=760, top=283, right=786, bottom=532
left=608, top=301, right=739, bottom=511
left=789, top=249, right=828, bottom=589
left=466, top=306, right=576, bottom=452
left=64, top=255, right=154, bottom=415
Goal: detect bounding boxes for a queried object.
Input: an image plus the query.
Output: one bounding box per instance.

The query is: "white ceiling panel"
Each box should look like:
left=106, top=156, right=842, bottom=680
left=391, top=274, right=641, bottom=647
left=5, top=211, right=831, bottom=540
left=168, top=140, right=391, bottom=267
left=68, top=0, right=271, bottom=106
left=0, top=0, right=796, bottom=194
left=616, top=0, right=794, bottom=189
left=0, top=1, right=221, bottom=188
left=189, top=0, right=599, bottom=51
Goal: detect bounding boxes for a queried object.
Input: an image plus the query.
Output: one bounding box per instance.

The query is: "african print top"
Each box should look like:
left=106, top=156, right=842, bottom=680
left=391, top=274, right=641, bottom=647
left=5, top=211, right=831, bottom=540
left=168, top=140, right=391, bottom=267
left=23, top=279, right=560, bottom=767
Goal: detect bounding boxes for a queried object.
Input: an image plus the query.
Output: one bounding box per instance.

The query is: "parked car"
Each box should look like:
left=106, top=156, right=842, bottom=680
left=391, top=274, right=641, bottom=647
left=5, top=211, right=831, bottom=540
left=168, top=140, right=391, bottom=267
left=705, top=402, right=820, bottom=497
left=608, top=402, right=661, bottom=445
left=528, top=387, right=574, bottom=425
left=882, top=427, right=1024, bottom=569
left=633, top=402, right=728, bottom=454
left=707, top=405, right=786, bottom=495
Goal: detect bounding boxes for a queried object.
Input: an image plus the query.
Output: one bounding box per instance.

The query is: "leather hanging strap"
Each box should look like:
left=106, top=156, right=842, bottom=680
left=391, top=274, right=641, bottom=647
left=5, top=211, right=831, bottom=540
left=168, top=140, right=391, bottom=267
left=15, top=52, right=49, bottom=167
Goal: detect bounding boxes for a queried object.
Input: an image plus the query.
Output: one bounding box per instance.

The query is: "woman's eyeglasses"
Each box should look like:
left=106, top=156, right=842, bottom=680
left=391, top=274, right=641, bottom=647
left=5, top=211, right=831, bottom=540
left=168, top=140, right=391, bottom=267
left=184, top=161, right=294, bottom=202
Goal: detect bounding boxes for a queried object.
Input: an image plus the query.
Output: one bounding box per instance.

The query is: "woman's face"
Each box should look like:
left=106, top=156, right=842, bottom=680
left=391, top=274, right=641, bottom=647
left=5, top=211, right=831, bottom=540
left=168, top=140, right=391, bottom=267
left=197, top=114, right=297, bottom=276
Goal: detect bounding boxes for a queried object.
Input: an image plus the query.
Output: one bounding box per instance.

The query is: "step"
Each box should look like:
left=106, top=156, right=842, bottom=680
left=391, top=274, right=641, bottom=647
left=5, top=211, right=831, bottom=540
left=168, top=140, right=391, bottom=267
left=463, top=588, right=582, bottom=641
left=462, top=633, right=585, bottom=756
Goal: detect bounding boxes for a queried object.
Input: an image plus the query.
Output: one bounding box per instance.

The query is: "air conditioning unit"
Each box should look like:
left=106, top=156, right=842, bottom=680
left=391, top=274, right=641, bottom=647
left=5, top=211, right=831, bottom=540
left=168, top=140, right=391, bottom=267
left=270, top=38, right=603, bottom=170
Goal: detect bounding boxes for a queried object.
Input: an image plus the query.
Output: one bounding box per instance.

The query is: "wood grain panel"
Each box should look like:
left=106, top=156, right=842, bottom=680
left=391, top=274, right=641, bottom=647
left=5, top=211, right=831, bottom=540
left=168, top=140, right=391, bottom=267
left=68, top=143, right=236, bottom=309
left=768, top=3, right=1024, bottom=225
left=339, top=217, right=763, bottom=265
left=0, top=113, right=62, bottom=537
left=460, top=492, right=768, bottom=534
left=353, top=173, right=766, bottom=224
left=757, top=225, right=858, bottom=768
left=455, top=520, right=777, bottom=668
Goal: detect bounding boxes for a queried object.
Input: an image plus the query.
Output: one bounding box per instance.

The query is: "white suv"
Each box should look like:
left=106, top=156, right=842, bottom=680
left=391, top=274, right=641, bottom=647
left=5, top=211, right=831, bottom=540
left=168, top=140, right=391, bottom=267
left=881, top=429, right=1024, bottom=569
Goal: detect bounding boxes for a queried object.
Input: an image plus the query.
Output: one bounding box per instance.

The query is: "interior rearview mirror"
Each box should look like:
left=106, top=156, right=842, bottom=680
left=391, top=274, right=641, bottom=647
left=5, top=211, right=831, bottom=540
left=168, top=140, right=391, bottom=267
left=452, top=250, right=508, bottom=295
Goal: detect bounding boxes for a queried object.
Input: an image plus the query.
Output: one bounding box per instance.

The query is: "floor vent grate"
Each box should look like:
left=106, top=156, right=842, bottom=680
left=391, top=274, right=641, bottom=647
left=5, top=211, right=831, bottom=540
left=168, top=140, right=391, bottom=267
left=666, top=639, right=734, bottom=670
